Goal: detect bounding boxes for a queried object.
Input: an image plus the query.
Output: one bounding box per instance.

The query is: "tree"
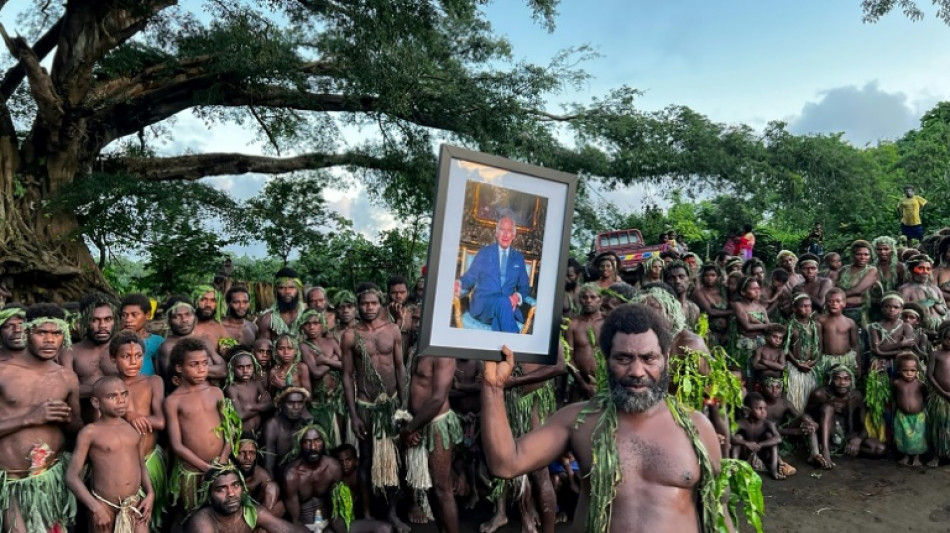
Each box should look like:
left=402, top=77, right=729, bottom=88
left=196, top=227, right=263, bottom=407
left=242, top=173, right=342, bottom=266
left=861, top=0, right=950, bottom=24
left=0, top=0, right=680, bottom=302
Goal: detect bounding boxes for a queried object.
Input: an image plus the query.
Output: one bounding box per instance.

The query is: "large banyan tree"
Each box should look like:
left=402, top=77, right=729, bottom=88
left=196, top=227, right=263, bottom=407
left=0, top=0, right=942, bottom=302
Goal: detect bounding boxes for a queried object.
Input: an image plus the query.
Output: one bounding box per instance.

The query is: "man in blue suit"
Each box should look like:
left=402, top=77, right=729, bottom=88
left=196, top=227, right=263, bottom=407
left=455, top=211, right=532, bottom=332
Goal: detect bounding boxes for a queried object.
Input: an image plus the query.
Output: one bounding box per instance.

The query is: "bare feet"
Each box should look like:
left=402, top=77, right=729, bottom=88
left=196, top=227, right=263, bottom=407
left=778, top=460, right=797, bottom=477
left=771, top=470, right=787, bottom=481
left=911, top=456, right=923, bottom=467
left=465, top=491, right=481, bottom=510
left=927, top=457, right=940, bottom=468
left=479, top=514, right=508, bottom=533
left=408, top=503, right=432, bottom=524
left=898, top=456, right=911, bottom=467
left=810, top=453, right=834, bottom=470
left=389, top=510, right=411, bottom=533
left=556, top=512, right=568, bottom=524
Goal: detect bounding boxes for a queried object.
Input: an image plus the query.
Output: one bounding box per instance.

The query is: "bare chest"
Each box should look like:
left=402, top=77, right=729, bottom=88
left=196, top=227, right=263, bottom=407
left=0, top=366, right=70, bottom=411
left=357, top=328, right=396, bottom=356
left=176, top=391, right=220, bottom=419
left=72, top=349, right=107, bottom=382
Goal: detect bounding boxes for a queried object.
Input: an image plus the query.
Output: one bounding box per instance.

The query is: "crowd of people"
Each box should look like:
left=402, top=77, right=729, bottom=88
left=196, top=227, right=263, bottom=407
left=6, top=214, right=950, bottom=533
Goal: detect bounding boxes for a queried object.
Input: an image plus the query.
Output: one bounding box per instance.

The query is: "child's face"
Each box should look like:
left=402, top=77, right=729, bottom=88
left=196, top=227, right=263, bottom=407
left=113, top=341, right=144, bottom=378
left=276, top=338, right=296, bottom=364
left=233, top=355, right=255, bottom=383
left=763, top=380, right=783, bottom=400
left=794, top=299, right=812, bottom=318
left=767, top=331, right=784, bottom=348
left=828, top=256, right=842, bottom=270
left=881, top=299, right=902, bottom=320
left=826, top=293, right=845, bottom=314
left=253, top=341, right=273, bottom=367
left=899, top=360, right=918, bottom=382
left=93, top=381, right=130, bottom=418
left=178, top=350, right=210, bottom=384
left=902, top=312, right=919, bottom=327
left=337, top=450, right=358, bottom=475
left=742, top=281, right=761, bottom=302
left=748, top=400, right=767, bottom=422
left=942, top=334, right=950, bottom=350
left=301, top=316, right=323, bottom=340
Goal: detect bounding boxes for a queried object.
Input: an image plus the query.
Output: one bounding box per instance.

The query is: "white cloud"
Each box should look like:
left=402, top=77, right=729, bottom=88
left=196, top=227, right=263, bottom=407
left=787, top=81, right=921, bottom=146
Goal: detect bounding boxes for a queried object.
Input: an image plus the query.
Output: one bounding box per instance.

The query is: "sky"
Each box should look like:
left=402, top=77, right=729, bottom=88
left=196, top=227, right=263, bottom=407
left=13, top=0, right=945, bottom=257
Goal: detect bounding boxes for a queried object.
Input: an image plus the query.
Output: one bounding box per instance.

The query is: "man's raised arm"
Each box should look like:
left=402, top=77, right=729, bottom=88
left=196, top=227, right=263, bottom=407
left=481, top=346, right=574, bottom=479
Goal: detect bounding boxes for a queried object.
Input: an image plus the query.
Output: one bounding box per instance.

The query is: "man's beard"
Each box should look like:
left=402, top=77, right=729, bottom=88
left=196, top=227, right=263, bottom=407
left=304, top=450, right=324, bottom=464
left=277, top=294, right=300, bottom=312
left=565, top=279, right=577, bottom=292
left=170, top=322, right=195, bottom=336
left=195, top=306, right=216, bottom=321
left=238, top=461, right=256, bottom=478
left=228, top=307, right=247, bottom=320
left=87, top=330, right=112, bottom=345
left=609, top=368, right=669, bottom=413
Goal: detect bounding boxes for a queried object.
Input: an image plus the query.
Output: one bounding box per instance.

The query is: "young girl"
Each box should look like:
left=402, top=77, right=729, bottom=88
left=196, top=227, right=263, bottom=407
left=268, top=333, right=312, bottom=396
left=785, top=294, right=822, bottom=412
left=732, top=276, right=770, bottom=376
left=893, top=353, right=928, bottom=467
left=868, top=293, right=917, bottom=374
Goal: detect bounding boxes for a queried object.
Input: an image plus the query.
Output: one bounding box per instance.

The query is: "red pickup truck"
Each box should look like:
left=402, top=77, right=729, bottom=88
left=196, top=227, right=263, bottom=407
left=588, top=228, right=668, bottom=280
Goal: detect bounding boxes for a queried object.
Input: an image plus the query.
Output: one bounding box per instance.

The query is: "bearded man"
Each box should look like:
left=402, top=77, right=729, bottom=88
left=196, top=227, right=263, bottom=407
left=223, top=285, right=258, bottom=345
left=257, top=268, right=308, bottom=340
left=60, top=293, right=118, bottom=423
left=481, top=304, right=730, bottom=533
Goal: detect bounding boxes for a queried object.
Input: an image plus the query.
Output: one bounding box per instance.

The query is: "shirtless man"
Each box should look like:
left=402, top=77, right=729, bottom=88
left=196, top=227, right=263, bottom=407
left=806, top=365, right=886, bottom=469
left=66, top=376, right=154, bottom=533
left=481, top=304, right=730, bottom=533
left=0, top=304, right=26, bottom=361
left=402, top=354, right=460, bottom=532
left=793, top=255, right=833, bottom=312
left=262, top=388, right=314, bottom=477
left=192, top=285, right=231, bottom=355
left=222, top=286, right=258, bottom=346
left=899, top=255, right=947, bottom=330
left=61, top=294, right=117, bottom=423
left=307, top=286, right=337, bottom=333
left=158, top=299, right=226, bottom=387
left=284, top=425, right=390, bottom=533
left=234, top=437, right=284, bottom=517
left=564, top=283, right=604, bottom=399
left=257, top=268, right=308, bottom=340
left=341, top=286, right=407, bottom=531
left=184, top=467, right=305, bottom=533
left=664, top=261, right=700, bottom=330
left=691, top=265, right=732, bottom=348
left=0, top=303, right=82, bottom=532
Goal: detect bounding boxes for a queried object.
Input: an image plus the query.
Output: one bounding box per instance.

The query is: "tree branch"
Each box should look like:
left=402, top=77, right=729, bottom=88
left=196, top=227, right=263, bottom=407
left=101, top=151, right=408, bottom=182
left=0, top=17, right=63, bottom=99
left=0, top=23, right=64, bottom=134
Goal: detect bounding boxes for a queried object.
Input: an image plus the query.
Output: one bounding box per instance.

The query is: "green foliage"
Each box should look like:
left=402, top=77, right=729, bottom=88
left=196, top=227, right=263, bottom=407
left=718, top=458, right=765, bottom=533
left=241, top=173, right=342, bottom=265
left=137, top=223, right=228, bottom=297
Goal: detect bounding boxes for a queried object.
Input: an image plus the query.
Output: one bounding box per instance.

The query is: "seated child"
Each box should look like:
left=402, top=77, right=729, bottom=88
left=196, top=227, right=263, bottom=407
left=893, top=353, right=928, bottom=467
left=731, top=392, right=785, bottom=480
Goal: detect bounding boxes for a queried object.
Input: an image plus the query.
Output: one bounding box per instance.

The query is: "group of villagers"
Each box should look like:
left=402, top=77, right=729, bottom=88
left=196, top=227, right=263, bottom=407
left=576, top=229, right=950, bottom=490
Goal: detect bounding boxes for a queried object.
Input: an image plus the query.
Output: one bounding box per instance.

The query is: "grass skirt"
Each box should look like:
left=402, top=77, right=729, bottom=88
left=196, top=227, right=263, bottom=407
left=927, top=394, right=950, bottom=458
left=0, top=455, right=76, bottom=533
left=145, top=446, right=166, bottom=533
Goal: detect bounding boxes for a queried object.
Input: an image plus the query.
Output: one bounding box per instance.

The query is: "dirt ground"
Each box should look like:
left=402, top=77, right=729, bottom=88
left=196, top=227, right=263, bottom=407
left=412, top=454, right=950, bottom=532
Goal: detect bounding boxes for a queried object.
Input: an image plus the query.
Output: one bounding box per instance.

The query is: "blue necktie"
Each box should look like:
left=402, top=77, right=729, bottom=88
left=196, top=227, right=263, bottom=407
left=501, top=249, right=508, bottom=286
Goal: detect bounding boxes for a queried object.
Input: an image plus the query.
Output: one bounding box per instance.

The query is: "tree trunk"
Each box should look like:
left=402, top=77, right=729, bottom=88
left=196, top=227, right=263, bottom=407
left=0, top=152, right=111, bottom=304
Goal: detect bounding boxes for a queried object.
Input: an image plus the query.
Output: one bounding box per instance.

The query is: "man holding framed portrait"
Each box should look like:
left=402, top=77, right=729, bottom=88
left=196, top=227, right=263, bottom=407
left=454, top=210, right=531, bottom=333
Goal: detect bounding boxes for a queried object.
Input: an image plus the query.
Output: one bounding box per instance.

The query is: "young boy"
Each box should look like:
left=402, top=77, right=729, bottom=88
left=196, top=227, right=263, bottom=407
left=731, top=392, right=785, bottom=480
left=268, top=333, right=311, bottom=395
left=163, top=338, right=231, bottom=517
left=111, top=331, right=166, bottom=530
left=868, top=293, right=917, bottom=373
left=893, top=353, right=928, bottom=467
left=764, top=269, right=791, bottom=322
left=785, top=294, right=823, bottom=412
left=760, top=376, right=818, bottom=473
left=224, top=351, right=272, bottom=435
left=67, top=376, right=154, bottom=533
left=252, top=338, right=274, bottom=387
left=819, top=288, right=861, bottom=378
left=902, top=303, right=932, bottom=362
left=751, top=324, right=787, bottom=384
left=927, top=324, right=950, bottom=466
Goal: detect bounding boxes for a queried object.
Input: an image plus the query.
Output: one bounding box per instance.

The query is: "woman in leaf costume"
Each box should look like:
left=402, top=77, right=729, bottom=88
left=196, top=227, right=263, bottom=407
left=481, top=304, right=765, bottom=533
left=731, top=276, right=770, bottom=377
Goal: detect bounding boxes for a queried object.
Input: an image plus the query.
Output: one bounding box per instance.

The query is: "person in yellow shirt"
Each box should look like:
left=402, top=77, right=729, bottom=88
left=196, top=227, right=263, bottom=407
left=898, top=185, right=927, bottom=243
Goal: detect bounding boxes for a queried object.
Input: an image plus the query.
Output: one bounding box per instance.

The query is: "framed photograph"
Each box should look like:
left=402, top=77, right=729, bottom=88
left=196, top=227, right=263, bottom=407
left=418, top=144, right=577, bottom=364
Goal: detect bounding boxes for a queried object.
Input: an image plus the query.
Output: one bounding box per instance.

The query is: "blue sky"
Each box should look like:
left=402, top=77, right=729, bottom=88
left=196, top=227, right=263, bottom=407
left=8, top=1, right=948, bottom=256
